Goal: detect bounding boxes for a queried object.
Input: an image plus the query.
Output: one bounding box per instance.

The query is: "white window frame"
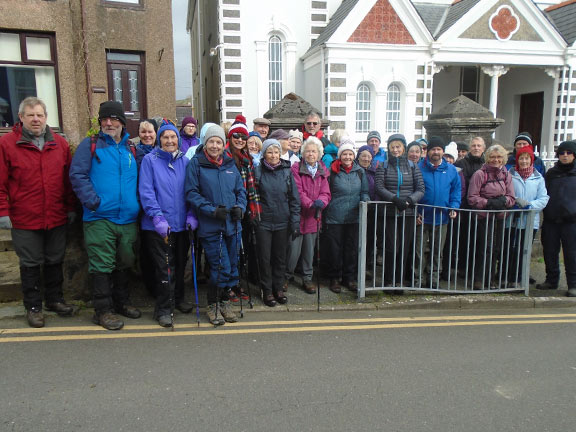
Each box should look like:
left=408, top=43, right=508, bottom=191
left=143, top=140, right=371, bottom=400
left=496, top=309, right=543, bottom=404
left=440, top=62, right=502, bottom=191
left=268, top=35, right=283, bottom=109
left=386, top=83, right=402, bottom=134
left=355, top=83, right=371, bottom=133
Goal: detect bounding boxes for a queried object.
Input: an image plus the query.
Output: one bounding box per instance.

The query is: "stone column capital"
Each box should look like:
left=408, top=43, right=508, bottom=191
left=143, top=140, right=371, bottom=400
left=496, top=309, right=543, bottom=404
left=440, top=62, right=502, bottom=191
left=481, top=65, right=509, bottom=78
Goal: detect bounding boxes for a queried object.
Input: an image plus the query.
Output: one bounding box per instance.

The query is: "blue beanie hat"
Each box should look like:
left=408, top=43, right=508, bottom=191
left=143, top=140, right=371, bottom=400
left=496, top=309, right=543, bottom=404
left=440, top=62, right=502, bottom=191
left=157, top=122, right=181, bottom=148
left=357, top=144, right=375, bottom=158
left=249, top=131, right=262, bottom=140
left=199, top=122, right=217, bottom=145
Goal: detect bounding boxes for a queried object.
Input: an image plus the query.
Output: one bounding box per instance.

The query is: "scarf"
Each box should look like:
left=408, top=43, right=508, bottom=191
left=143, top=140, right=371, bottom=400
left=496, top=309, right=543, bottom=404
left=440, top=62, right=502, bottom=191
left=517, top=165, right=533, bottom=180
left=306, top=161, right=318, bottom=178
left=302, top=127, right=324, bottom=141
left=203, top=148, right=223, bottom=166
left=331, top=159, right=353, bottom=174
left=263, top=159, right=281, bottom=171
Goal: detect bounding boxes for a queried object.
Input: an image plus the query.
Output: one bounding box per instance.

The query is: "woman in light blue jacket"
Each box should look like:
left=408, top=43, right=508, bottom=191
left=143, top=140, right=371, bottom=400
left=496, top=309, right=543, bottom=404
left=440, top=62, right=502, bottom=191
left=507, top=146, right=549, bottom=285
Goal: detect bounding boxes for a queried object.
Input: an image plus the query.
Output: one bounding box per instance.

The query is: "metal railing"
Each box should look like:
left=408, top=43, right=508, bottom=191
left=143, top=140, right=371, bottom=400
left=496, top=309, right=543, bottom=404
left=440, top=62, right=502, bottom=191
left=357, top=201, right=537, bottom=298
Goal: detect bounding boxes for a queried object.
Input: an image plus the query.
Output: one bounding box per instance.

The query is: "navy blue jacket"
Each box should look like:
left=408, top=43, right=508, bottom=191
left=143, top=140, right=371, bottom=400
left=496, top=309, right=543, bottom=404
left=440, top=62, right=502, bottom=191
left=543, top=162, right=576, bottom=223
left=324, top=162, right=370, bottom=225
left=418, top=158, right=461, bottom=225
left=70, top=131, right=140, bottom=224
left=185, top=148, right=247, bottom=237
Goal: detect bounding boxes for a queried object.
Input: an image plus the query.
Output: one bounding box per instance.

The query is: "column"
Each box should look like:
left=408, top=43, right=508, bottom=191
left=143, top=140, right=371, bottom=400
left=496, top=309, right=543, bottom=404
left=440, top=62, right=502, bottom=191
left=481, top=65, right=509, bottom=117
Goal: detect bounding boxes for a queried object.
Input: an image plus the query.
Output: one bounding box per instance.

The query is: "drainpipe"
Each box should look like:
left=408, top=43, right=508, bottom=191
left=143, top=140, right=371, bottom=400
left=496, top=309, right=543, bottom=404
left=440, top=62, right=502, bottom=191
left=80, top=0, right=93, bottom=120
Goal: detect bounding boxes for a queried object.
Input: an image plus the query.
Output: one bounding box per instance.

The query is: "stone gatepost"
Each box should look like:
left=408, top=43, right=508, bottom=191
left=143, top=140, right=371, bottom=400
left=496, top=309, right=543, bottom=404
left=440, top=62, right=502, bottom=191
left=423, top=95, right=504, bottom=146
left=263, top=93, right=329, bottom=132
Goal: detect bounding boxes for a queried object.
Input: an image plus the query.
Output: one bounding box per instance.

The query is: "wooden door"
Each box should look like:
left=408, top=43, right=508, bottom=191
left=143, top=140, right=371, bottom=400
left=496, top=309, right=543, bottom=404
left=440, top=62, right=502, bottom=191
left=518, top=92, right=543, bottom=151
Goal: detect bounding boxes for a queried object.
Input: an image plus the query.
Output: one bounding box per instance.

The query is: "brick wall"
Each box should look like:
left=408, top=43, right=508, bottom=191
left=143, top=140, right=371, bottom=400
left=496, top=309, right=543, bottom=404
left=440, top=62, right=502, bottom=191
left=347, top=0, right=415, bottom=44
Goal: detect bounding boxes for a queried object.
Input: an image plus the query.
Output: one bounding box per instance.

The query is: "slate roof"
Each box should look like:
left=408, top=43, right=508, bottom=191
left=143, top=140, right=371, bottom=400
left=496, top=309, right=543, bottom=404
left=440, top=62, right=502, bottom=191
left=412, top=2, right=449, bottom=37
left=435, top=0, right=481, bottom=38
left=307, top=0, right=361, bottom=52
left=545, top=0, right=576, bottom=45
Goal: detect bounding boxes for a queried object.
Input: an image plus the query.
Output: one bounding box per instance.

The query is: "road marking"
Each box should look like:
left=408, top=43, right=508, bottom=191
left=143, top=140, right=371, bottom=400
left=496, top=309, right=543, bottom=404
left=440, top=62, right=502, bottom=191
left=1, top=318, right=576, bottom=343
left=2, top=313, right=576, bottom=334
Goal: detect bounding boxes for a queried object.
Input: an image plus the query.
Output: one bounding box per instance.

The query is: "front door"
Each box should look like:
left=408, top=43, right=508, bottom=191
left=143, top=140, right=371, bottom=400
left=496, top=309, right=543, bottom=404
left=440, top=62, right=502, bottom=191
left=106, top=51, right=146, bottom=138
left=518, top=92, right=543, bottom=151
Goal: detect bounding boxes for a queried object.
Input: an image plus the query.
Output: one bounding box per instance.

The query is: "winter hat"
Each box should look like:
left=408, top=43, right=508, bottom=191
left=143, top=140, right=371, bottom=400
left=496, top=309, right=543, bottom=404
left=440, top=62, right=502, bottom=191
left=199, top=122, right=216, bottom=145
left=427, top=136, right=446, bottom=152
left=98, top=101, right=126, bottom=126
left=261, top=138, right=282, bottom=154
left=249, top=131, right=262, bottom=139
left=289, top=129, right=304, bottom=141
left=202, top=124, right=226, bottom=146
left=456, top=142, right=469, bottom=151
left=366, top=130, right=381, bottom=144
left=181, top=116, right=197, bottom=128
left=253, top=117, right=271, bottom=126
left=268, top=129, right=290, bottom=141
left=356, top=145, right=375, bottom=158
left=387, top=133, right=407, bottom=148
left=514, top=132, right=533, bottom=146
left=338, top=138, right=357, bottom=159
left=228, top=114, right=249, bottom=138
left=445, top=141, right=458, bottom=160
left=557, top=140, right=576, bottom=156
left=156, top=121, right=181, bottom=147
left=515, top=145, right=535, bottom=170
left=406, top=141, right=422, bottom=155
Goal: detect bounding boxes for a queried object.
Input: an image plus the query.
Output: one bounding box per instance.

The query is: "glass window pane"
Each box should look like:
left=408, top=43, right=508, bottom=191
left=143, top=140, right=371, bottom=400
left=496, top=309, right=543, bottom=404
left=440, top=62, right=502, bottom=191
left=106, top=52, right=141, bottom=62
left=386, top=84, right=401, bottom=134
left=268, top=35, right=283, bottom=108
left=26, top=37, right=51, bottom=61
left=355, top=83, right=371, bottom=133
left=128, top=70, right=139, bottom=111
left=112, top=70, right=123, bottom=103
left=106, top=0, right=140, bottom=3
left=0, top=33, right=22, bottom=62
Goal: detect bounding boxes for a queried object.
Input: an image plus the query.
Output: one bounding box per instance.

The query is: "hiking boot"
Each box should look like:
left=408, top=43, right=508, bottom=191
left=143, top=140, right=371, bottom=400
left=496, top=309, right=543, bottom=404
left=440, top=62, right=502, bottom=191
left=329, top=279, right=341, bottom=293
left=536, top=281, right=558, bottom=290
left=275, top=289, right=287, bottom=304
left=342, top=280, right=357, bottom=292
left=157, top=315, right=173, bottom=328
left=219, top=301, right=238, bottom=323
left=567, top=288, right=576, bottom=298
left=302, top=280, right=316, bottom=294
left=26, top=308, right=45, bottom=328
left=262, top=292, right=277, bottom=307
left=176, top=301, right=194, bottom=314
left=206, top=303, right=225, bottom=326
left=115, top=305, right=141, bottom=319
left=92, top=312, right=124, bottom=330
left=45, top=302, right=75, bottom=317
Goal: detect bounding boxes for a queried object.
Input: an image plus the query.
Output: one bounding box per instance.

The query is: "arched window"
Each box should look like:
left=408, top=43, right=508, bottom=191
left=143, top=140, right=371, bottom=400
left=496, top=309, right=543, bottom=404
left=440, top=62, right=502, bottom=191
left=355, top=83, right=371, bottom=133
left=268, top=35, right=283, bottom=108
left=386, top=83, right=401, bottom=133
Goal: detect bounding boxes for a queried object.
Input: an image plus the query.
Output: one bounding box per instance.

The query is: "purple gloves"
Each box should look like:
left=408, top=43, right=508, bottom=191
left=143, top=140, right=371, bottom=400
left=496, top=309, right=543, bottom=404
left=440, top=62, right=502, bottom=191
left=153, top=215, right=170, bottom=238
left=186, top=213, right=198, bottom=231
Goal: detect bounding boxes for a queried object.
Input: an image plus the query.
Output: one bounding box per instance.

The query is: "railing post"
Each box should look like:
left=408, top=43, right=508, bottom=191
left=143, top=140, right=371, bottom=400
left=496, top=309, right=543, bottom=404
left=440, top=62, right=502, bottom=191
left=522, top=210, right=536, bottom=296
left=358, top=201, right=368, bottom=299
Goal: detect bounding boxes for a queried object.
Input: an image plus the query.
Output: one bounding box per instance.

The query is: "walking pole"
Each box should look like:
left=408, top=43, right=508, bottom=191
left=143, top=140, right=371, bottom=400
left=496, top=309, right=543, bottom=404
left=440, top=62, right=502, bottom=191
left=238, top=236, right=253, bottom=309
left=315, top=208, right=321, bottom=312
left=212, top=229, right=225, bottom=327
left=188, top=225, right=201, bottom=327
left=164, top=229, right=175, bottom=331
left=250, top=222, right=263, bottom=303
left=234, top=220, right=245, bottom=318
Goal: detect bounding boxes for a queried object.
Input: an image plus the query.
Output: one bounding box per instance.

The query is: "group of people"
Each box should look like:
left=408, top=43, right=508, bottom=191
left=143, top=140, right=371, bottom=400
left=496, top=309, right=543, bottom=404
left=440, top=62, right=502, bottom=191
left=1, top=96, right=575, bottom=330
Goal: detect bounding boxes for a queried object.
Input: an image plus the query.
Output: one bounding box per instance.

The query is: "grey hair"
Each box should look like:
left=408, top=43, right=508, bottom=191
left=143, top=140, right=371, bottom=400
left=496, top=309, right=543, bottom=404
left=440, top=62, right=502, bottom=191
left=301, top=136, right=324, bottom=158
left=139, top=121, right=156, bottom=133
left=305, top=110, right=321, bottom=121
left=330, top=129, right=349, bottom=147
left=18, top=96, right=47, bottom=116
left=484, top=144, right=507, bottom=160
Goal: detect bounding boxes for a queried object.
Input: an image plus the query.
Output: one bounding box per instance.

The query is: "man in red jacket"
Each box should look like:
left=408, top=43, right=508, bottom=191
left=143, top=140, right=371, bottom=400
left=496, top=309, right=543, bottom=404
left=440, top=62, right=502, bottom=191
left=0, top=97, right=76, bottom=328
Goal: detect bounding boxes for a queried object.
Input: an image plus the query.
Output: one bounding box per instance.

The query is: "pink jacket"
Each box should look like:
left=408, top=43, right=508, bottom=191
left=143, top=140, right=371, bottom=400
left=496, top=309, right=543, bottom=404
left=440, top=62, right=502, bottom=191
left=291, top=161, right=331, bottom=234
left=467, top=164, right=515, bottom=219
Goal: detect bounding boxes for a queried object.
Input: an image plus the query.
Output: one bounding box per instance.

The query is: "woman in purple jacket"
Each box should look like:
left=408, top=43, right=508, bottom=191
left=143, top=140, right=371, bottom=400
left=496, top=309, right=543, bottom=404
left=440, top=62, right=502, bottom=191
left=139, top=121, right=198, bottom=327
left=468, top=144, right=515, bottom=290
left=287, top=137, right=331, bottom=294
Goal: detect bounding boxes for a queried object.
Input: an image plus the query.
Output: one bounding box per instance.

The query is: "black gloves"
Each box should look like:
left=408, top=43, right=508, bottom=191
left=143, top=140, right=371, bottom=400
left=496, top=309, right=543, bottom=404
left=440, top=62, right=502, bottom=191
left=406, top=197, right=415, bottom=208
left=213, top=205, right=229, bottom=221
left=291, top=223, right=301, bottom=241
left=486, top=196, right=507, bottom=210
left=230, top=206, right=243, bottom=221
left=392, top=196, right=408, bottom=211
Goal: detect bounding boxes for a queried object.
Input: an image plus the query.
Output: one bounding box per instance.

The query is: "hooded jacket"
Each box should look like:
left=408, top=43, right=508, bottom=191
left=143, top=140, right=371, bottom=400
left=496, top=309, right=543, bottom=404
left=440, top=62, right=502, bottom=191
left=254, top=159, right=301, bottom=231
left=291, top=160, right=331, bottom=234
left=418, top=157, right=462, bottom=225
left=467, top=164, right=515, bottom=219
left=324, top=161, right=369, bottom=225
left=139, top=148, right=194, bottom=232
left=0, top=123, right=76, bottom=230
left=543, top=161, right=576, bottom=223
left=374, top=156, right=425, bottom=217
left=321, top=143, right=338, bottom=168
left=184, top=147, right=246, bottom=237
left=70, top=130, right=140, bottom=224
left=509, top=168, right=549, bottom=229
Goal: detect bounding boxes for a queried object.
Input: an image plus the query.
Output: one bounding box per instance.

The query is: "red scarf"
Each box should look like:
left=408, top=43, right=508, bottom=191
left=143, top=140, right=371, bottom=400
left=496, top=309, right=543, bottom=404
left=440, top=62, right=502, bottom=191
left=302, top=126, right=324, bottom=141
left=517, top=165, right=533, bottom=180
left=204, top=148, right=223, bottom=166
left=331, top=159, right=353, bottom=174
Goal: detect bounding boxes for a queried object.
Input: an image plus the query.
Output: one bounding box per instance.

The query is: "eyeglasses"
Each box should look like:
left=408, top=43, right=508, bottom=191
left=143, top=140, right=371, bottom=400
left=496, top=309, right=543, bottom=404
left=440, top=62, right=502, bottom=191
left=559, top=151, right=574, bottom=155
left=232, top=133, right=248, bottom=140
left=306, top=122, right=319, bottom=126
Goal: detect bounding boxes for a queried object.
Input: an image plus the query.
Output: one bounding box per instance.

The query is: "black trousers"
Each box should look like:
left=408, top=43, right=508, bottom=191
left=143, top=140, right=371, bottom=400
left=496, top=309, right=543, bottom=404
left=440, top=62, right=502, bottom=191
left=144, top=230, right=189, bottom=317
left=472, top=216, right=505, bottom=284
left=256, top=227, right=289, bottom=295
left=383, top=216, right=415, bottom=284
left=542, top=220, right=576, bottom=288
left=322, top=223, right=359, bottom=283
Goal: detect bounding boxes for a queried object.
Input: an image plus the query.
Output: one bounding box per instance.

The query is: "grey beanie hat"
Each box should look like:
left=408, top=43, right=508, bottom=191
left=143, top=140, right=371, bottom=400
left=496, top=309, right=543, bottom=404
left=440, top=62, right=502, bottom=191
left=261, top=138, right=282, bottom=154
left=387, top=133, right=407, bottom=148
left=367, top=130, right=381, bottom=143
left=202, top=124, right=226, bottom=145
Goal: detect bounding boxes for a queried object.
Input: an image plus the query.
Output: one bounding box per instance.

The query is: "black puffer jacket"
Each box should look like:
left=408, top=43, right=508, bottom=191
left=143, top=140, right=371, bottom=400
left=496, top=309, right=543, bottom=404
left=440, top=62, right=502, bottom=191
left=454, top=154, right=484, bottom=207
left=374, top=156, right=425, bottom=217
left=254, top=159, right=301, bottom=231
left=543, top=161, right=576, bottom=223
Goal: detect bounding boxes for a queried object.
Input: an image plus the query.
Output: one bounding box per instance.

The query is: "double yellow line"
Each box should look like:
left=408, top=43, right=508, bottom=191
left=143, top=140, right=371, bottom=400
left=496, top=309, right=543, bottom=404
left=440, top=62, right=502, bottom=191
left=1, top=313, right=576, bottom=343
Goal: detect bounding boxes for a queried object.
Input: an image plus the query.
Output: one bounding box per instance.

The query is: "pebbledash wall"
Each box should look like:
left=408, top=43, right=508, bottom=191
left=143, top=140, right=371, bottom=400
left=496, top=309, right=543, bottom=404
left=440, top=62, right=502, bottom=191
left=189, top=0, right=576, bottom=156
left=0, top=0, right=176, bottom=146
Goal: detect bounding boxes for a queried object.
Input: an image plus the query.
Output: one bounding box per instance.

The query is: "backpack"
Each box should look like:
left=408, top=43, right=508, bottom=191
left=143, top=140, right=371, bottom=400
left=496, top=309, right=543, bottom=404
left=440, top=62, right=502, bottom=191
left=90, top=134, right=137, bottom=163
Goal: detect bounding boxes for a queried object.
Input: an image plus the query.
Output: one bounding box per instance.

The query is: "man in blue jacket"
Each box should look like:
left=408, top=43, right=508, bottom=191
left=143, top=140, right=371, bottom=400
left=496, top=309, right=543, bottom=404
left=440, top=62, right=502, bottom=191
left=70, top=101, right=141, bottom=330
left=416, top=136, right=461, bottom=288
